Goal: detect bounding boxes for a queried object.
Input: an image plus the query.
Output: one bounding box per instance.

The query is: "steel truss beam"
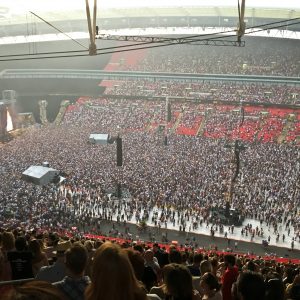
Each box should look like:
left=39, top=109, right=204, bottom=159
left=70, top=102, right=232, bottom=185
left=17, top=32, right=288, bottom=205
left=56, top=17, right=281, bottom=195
left=96, top=34, right=245, bottom=47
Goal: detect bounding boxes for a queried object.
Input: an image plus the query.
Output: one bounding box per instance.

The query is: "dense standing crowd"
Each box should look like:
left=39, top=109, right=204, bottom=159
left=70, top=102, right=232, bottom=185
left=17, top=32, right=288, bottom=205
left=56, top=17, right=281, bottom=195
left=119, top=37, right=300, bottom=77
left=0, top=99, right=299, bottom=251
left=105, top=81, right=300, bottom=106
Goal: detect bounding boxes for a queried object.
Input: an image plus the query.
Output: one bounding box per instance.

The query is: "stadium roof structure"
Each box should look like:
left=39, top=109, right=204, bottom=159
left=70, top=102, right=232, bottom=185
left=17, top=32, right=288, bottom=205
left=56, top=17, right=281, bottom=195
left=0, top=3, right=300, bottom=37
left=98, top=6, right=300, bottom=21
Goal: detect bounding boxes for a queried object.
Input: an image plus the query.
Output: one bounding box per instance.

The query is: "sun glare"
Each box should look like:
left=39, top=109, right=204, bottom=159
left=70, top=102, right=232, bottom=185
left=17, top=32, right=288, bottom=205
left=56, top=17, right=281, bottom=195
left=7, top=110, right=13, bottom=132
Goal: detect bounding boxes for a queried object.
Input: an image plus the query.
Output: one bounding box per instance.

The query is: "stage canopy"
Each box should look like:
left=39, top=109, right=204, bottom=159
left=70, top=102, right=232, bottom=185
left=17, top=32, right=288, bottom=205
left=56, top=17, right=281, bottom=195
left=22, top=165, right=59, bottom=185
left=89, top=133, right=109, bottom=145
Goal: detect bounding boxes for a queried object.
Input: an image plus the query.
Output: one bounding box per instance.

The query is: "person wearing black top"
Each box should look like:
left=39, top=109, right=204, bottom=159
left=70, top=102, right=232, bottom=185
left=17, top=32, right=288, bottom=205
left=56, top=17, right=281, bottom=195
left=7, top=236, right=34, bottom=280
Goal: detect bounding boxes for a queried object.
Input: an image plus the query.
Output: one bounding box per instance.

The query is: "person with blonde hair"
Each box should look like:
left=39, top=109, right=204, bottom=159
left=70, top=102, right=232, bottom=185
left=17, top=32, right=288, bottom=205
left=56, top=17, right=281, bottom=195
left=85, top=242, right=147, bottom=300
left=200, top=260, right=213, bottom=276
left=200, top=272, right=222, bottom=300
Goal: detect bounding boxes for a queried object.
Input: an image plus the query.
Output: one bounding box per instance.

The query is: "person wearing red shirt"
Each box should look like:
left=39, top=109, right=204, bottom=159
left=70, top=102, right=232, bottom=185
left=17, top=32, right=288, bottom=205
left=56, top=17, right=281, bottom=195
left=221, top=255, right=239, bottom=300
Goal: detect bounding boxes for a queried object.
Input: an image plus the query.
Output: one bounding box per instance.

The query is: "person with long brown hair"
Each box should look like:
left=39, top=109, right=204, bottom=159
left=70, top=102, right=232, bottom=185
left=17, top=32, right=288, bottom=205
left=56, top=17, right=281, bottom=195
left=28, top=239, right=49, bottom=275
left=163, top=263, right=201, bottom=300
left=85, top=242, right=147, bottom=300
left=0, top=231, right=15, bottom=288
left=0, top=231, right=15, bottom=282
left=2, top=280, right=65, bottom=300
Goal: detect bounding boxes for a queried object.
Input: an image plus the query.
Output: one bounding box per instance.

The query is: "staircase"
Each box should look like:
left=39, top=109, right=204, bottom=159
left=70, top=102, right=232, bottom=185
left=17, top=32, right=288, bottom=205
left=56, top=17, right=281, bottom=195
left=54, top=100, right=70, bottom=126
left=277, top=119, right=295, bottom=143
left=197, top=115, right=206, bottom=136
left=254, top=116, right=265, bottom=142
left=171, top=112, right=183, bottom=133
left=146, top=113, right=157, bottom=132
left=122, top=49, right=148, bottom=68
left=38, top=100, right=48, bottom=125
left=104, top=50, right=122, bottom=71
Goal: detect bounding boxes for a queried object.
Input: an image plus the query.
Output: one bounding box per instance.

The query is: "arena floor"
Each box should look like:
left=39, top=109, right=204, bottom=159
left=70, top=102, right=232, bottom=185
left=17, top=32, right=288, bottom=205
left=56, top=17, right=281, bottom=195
left=74, top=197, right=300, bottom=257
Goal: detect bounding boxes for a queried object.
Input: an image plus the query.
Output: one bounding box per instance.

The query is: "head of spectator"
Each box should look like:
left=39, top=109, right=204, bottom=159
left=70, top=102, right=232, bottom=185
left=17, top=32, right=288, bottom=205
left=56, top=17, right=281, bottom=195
left=245, top=260, right=256, bottom=272
left=47, top=232, right=59, bottom=246
left=133, top=244, right=144, bottom=254
left=187, top=253, right=194, bottom=265
left=94, top=240, right=103, bottom=250
left=144, top=249, right=155, bottom=264
left=54, top=240, right=72, bottom=256
left=28, top=239, right=43, bottom=259
left=200, top=260, right=213, bottom=276
left=236, top=258, right=243, bottom=272
left=265, top=270, right=282, bottom=283
left=210, top=257, right=219, bottom=276
left=265, top=278, right=285, bottom=300
left=4, top=280, right=65, bottom=300
left=236, top=271, right=265, bottom=300
left=200, top=272, right=221, bottom=299
left=188, top=252, right=203, bottom=276
left=152, top=243, right=160, bottom=254
left=83, top=240, right=93, bottom=251
left=163, top=263, right=198, bottom=300
left=181, top=252, right=188, bottom=265
left=125, top=249, right=145, bottom=282
left=65, top=244, right=88, bottom=278
left=1, top=231, right=15, bottom=252
left=283, top=267, right=295, bottom=285
left=15, top=236, right=27, bottom=252
left=85, top=242, right=146, bottom=300
left=224, top=254, right=236, bottom=269
left=168, top=248, right=182, bottom=264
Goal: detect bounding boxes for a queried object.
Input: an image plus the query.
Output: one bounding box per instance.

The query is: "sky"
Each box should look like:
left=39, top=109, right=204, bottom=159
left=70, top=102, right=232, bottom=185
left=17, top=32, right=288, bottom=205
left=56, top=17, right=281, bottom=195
left=0, top=0, right=299, bottom=14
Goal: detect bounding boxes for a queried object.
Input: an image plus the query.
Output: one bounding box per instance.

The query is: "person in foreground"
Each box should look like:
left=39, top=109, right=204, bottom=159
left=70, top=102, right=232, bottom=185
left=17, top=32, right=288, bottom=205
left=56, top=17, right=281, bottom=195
left=221, top=255, right=239, bottom=300
left=200, top=272, right=222, bottom=300
left=3, top=280, right=65, bottom=300
left=85, top=242, right=147, bottom=300
left=53, top=243, right=90, bottom=300
left=163, top=263, right=201, bottom=300
left=236, top=271, right=265, bottom=300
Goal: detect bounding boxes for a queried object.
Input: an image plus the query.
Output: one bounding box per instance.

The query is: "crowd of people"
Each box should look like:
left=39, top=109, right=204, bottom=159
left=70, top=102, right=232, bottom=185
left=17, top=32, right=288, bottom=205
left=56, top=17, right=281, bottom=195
left=72, top=97, right=299, bottom=142
left=104, top=80, right=300, bottom=106
left=0, top=24, right=299, bottom=300
left=0, top=98, right=299, bottom=253
left=118, top=37, right=300, bottom=77
left=0, top=228, right=300, bottom=300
